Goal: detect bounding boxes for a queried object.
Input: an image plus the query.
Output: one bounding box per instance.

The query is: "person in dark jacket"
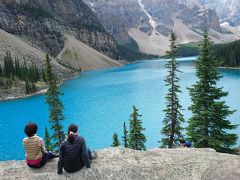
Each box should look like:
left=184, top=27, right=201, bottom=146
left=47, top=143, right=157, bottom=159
left=57, top=124, right=96, bottom=174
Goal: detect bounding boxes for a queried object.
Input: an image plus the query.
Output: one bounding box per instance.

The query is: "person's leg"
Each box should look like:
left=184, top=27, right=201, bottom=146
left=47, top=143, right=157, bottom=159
left=37, top=153, right=49, bottom=168
left=27, top=164, right=39, bottom=169
left=47, top=152, right=59, bottom=159
left=38, top=152, right=59, bottom=168
left=88, top=148, right=97, bottom=159
left=88, top=148, right=92, bottom=160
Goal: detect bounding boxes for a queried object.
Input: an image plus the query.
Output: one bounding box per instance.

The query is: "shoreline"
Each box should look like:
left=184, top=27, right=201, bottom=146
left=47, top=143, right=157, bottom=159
left=1, top=61, right=239, bottom=102
left=0, top=61, right=125, bottom=102
left=219, top=66, right=240, bottom=70
left=0, top=73, right=80, bottom=102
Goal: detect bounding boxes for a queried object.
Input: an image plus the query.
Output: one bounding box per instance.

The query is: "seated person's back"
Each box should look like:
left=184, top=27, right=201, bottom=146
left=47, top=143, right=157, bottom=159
left=23, top=134, right=44, bottom=162
left=58, top=124, right=91, bottom=174
left=23, top=122, right=58, bottom=168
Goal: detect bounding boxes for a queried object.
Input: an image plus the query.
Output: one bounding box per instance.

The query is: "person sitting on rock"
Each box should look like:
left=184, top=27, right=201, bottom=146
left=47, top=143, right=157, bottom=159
left=178, top=139, right=192, bottom=148
left=57, top=124, right=97, bottom=174
left=23, top=122, right=59, bottom=168
left=185, top=140, right=192, bottom=148
left=178, top=139, right=186, bottom=147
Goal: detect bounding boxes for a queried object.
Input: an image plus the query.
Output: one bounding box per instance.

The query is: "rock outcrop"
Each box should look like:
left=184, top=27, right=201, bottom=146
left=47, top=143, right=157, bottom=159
left=1, top=147, right=240, bottom=180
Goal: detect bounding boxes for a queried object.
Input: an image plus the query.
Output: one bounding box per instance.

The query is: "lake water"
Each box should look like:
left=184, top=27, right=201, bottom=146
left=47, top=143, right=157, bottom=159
left=0, top=57, right=239, bottom=161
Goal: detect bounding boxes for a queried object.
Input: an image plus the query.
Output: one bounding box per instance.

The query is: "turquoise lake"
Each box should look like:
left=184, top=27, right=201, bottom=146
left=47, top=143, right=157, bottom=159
left=0, top=57, right=239, bottom=161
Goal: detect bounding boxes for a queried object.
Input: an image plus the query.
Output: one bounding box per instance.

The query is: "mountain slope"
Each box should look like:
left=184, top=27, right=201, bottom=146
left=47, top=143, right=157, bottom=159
left=84, top=0, right=240, bottom=56
left=0, top=0, right=119, bottom=59
left=0, top=29, right=73, bottom=79
left=58, top=35, right=121, bottom=71
left=0, top=28, right=122, bottom=100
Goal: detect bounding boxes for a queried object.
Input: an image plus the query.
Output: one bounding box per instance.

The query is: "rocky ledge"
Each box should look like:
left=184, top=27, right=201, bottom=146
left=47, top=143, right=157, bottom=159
left=0, top=148, right=240, bottom=180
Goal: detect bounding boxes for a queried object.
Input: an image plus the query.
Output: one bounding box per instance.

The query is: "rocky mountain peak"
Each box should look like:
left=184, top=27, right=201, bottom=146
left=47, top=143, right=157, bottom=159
left=179, top=0, right=240, bottom=27
left=84, top=0, right=238, bottom=56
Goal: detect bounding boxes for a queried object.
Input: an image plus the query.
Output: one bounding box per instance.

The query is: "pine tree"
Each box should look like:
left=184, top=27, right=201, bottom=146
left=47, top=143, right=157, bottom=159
left=44, top=54, right=65, bottom=150
left=25, top=80, right=37, bottom=94
left=111, top=132, right=120, bottom=147
left=25, top=80, right=30, bottom=94
left=0, top=77, right=3, bottom=86
left=0, top=64, right=3, bottom=77
left=3, top=51, right=14, bottom=78
left=122, top=121, right=129, bottom=148
left=128, top=106, right=146, bottom=150
left=42, top=68, right=47, bottom=82
left=187, top=32, right=238, bottom=153
left=14, top=58, right=21, bottom=78
left=160, top=31, right=184, bottom=148
left=44, top=127, right=52, bottom=151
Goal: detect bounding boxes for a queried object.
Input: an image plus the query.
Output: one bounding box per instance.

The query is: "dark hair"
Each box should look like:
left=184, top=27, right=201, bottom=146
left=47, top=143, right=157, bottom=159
left=179, top=139, right=186, bottom=144
left=67, top=124, right=78, bottom=144
left=24, top=122, right=38, bottom=137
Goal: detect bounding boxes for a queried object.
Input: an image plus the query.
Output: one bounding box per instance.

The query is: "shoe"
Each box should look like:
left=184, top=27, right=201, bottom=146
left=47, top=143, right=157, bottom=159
left=50, top=151, right=59, bottom=158
left=91, top=151, right=97, bottom=159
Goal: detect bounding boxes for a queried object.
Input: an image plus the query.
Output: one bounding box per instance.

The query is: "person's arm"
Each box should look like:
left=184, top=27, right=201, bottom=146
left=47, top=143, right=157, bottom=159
left=80, top=137, right=91, bottom=168
left=38, top=137, right=47, bottom=154
left=57, top=144, right=64, bottom=174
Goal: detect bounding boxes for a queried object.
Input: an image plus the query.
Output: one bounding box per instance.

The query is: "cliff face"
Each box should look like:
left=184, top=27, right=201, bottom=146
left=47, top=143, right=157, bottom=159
left=179, top=0, right=240, bottom=27
left=83, top=0, right=240, bottom=56
left=1, top=148, right=240, bottom=180
left=84, top=0, right=221, bottom=37
left=0, top=0, right=119, bottom=59
left=84, top=0, right=147, bottom=45
left=207, top=0, right=240, bottom=27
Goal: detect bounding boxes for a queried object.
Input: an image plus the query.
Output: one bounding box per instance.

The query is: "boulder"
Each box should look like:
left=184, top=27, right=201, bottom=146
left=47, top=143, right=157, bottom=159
left=0, top=147, right=240, bottom=180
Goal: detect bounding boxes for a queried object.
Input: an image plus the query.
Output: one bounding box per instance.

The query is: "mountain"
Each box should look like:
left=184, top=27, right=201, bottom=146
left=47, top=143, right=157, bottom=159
left=0, top=0, right=121, bottom=69
left=181, top=0, right=240, bottom=27
left=84, top=0, right=240, bottom=55
left=0, top=0, right=122, bottom=100
left=0, top=0, right=119, bottom=59
left=206, top=0, right=240, bottom=27
left=0, top=29, right=72, bottom=79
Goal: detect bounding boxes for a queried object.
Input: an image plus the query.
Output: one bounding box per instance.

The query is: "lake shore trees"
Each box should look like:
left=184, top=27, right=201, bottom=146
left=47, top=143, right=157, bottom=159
left=128, top=106, right=146, bottom=151
left=187, top=32, right=238, bottom=153
left=0, top=51, right=41, bottom=94
left=45, top=54, right=65, bottom=150
left=160, top=31, right=184, bottom=148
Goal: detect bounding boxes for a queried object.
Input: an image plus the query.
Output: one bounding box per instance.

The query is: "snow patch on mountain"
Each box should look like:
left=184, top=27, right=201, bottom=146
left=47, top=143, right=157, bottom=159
left=138, top=0, right=157, bottom=30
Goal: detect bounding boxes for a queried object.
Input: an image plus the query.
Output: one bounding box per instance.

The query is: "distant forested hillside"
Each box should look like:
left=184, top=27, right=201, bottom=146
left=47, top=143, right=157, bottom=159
left=214, top=40, right=240, bottom=67
left=177, top=40, right=240, bottom=68
left=178, top=43, right=199, bottom=57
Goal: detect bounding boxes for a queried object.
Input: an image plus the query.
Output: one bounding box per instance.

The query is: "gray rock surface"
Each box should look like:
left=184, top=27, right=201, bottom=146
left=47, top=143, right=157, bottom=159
left=1, top=147, right=240, bottom=180
left=84, top=0, right=221, bottom=43
left=183, top=0, right=240, bottom=27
